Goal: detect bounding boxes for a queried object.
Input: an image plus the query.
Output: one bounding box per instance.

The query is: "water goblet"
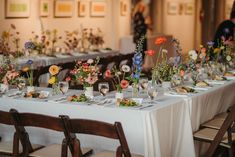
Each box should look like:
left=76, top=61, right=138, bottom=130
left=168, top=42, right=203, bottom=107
left=98, top=82, right=109, bottom=96
left=17, top=77, right=26, bottom=91
left=139, top=77, right=148, bottom=92
left=59, top=81, right=69, bottom=94
left=147, top=84, right=158, bottom=101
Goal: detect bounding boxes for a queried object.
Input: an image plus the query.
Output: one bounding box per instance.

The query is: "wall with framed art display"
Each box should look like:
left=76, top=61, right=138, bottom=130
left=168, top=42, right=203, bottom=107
left=0, top=0, right=132, bottom=51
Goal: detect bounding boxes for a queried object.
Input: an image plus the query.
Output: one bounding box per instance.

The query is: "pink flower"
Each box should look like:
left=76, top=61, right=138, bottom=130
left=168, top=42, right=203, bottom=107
left=85, top=74, right=98, bottom=85
left=120, top=80, right=129, bottom=89
left=65, top=77, right=71, bottom=82
left=146, top=50, right=155, bottom=56
left=70, top=69, right=77, bottom=75
left=104, top=70, right=112, bottom=78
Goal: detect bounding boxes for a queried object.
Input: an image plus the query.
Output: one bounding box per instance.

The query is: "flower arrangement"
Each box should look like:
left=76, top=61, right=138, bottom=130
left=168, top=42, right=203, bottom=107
left=68, top=58, right=100, bottom=88
left=48, top=65, right=60, bottom=85
left=104, top=65, right=130, bottom=93
left=87, top=28, right=104, bottom=51
left=64, top=30, right=80, bottom=53
left=22, top=60, right=34, bottom=86
left=0, top=56, right=19, bottom=85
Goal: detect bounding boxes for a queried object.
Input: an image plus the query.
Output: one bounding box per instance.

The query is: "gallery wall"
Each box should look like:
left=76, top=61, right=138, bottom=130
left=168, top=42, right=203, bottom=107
left=0, top=0, right=131, bottom=51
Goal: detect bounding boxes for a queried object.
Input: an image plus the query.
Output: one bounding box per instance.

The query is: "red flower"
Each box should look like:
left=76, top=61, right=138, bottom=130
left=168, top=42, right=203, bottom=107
left=70, top=69, right=77, bottom=75
left=120, top=80, right=129, bottom=89
left=179, top=70, right=185, bottom=77
left=155, top=37, right=167, bottom=45
left=104, top=70, right=112, bottom=78
left=65, top=77, right=71, bottom=82
left=146, top=49, right=155, bottom=56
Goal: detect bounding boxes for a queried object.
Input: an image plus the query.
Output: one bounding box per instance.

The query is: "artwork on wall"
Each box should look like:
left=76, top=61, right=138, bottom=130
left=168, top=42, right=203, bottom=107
left=90, top=1, right=107, bottom=17
left=167, top=2, right=178, bottom=15
left=5, top=0, right=30, bottom=18
left=54, top=0, right=73, bottom=17
left=184, top=3, right=194, bottom=15
left=78, top=0, right=88, bottom=17
left=120, top=0, right=128, bottom=16
left=40, top=0, right=50, bottom=17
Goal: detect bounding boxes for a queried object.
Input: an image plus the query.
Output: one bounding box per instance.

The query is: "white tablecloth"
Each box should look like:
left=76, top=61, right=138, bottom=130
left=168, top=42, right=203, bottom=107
left=0, top=80, right=235, bottom=157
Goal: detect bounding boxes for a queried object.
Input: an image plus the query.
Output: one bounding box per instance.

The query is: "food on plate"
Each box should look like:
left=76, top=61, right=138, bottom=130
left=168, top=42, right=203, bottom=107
left=213, top=75, right=226, bottom=81
left=119, top=99, right=138, bottom=107
left=24, top=91, right=40, bottom=98
left=175, top=86, right=195, bottom=94
left=224, top=72, right=235, bottom=76
left=67, top=94, right=88, bottom=102
left=196, top=81, right=209, bottom=87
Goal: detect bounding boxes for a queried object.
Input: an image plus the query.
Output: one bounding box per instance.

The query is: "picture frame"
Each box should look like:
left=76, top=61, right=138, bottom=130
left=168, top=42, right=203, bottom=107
left=5, top=0, right=30, bottom=18
left=54, top=0, right=73, bottom=17
left=185, top=3, right=194, bottom=15
left=78, top=0, right=88, bottom=17
left=40, top=0, right=50, bottom=17
left=120, top=0, right=128, bottom=16
left=90, top=1, right=107, bottom=17
left=167, top=2, right=178, bottom=15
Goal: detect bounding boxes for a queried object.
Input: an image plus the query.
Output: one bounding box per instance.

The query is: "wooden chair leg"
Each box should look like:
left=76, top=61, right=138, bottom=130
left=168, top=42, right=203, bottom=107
left=61, top=138, right=68, bottom=157
left=13, top=132, right=19, bottom=157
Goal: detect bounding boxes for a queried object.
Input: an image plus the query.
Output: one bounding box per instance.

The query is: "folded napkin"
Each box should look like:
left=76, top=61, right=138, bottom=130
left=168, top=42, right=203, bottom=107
left=192, top=87, right=210, bottom=91
left=224, top=76, right=235, bottom=80
left=206, top=80, right=227, bottom=85
left=164, top=92, right=189, bottom=97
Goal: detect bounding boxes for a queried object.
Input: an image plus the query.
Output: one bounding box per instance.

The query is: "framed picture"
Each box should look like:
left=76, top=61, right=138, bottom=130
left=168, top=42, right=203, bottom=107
left=5, top=0, right=30, bottom=18
left=78, top=0, right=88, bottom=17
left=167, top=2, right=178, bottom=15
left=90, top=1, right=107, bottom=17
left=185, top=3, right=194, bottom=15
left=54, top=0, right=73, bottom=17
left=40, top=0, right=50, bottom=17
left=120, top=0, right=128, bottom=16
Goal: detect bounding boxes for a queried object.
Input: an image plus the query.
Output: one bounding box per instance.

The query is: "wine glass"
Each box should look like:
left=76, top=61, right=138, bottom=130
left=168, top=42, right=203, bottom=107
left=59, top=81, right=69, bottom=94
left=98, top=82, right=109, bottom=96
left=147, top=84, right=158, bottom=101
left=17, top=77, right=26, bottom=91
left=139, top=77, right=148, bottom=93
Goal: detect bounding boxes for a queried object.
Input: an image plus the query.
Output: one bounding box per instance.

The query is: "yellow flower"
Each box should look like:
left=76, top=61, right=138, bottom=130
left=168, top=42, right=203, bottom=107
left=214, top=48, right=220, bottom=53
left=48, top=76, right=56, bottom=84
left=22, top=66, right=29, bottom=72
left=49, top=65, right=60, bottom=75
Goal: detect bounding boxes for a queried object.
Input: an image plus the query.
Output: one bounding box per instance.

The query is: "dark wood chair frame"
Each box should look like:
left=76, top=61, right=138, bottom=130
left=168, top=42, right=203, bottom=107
left=60, top=115, right=132, bottom=157
left=202, top=105, right=235, bottom=157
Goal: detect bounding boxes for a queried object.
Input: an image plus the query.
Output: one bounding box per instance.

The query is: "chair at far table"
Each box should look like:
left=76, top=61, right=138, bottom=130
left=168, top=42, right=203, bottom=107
left=194, top=105, right=235, bottom=157
left=0, top=110, right=43, bottom=156
left=9, top=109, right=93, bottom=157
left=60, top=115, right=144, bottom=157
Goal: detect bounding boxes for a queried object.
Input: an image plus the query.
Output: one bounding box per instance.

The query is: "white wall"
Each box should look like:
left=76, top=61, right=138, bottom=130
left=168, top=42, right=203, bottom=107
left=0, top=0, right=131, bottom=51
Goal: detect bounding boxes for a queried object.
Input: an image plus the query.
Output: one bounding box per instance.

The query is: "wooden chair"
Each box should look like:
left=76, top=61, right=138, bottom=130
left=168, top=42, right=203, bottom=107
left=194, top=105, right=235, bottom=157
left=10, top=109, right=92, bottom=157
left=60, top=115, right=143, bottom=157
left=0, top=110, right=43, bottom=156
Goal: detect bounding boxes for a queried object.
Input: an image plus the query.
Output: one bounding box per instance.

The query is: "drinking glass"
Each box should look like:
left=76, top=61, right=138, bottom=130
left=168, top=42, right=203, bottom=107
left=98, top=82, right=109, bottom=96
left=147, top=84, right=158, bottom=101
left=17, top=77, right=26, bottom=91
left=59, top=81, right=69, bottom=94
left=139, top=77, right=148, bottom=92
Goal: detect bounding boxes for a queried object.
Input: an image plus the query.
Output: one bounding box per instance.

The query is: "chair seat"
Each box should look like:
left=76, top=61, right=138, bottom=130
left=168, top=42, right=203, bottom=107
left=0, top=141, right=43, bottom=154
left=90, top=150, right=144, bottom=157
left=194, top=128, right=235, bottom=148
left=29, top=144, right=92, bottom=157
left=201, top=112, right=227, bottom=129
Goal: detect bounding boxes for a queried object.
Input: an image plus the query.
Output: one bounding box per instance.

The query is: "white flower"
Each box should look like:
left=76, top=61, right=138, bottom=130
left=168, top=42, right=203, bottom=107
left=87, top=59, right=94, bottom=64
left=121, top=65, right=130, bottom=72
left=162, top=49, right=168, bottom=54
left=226, top=55, right=232, bottom=61
left=188, top=50, right=197, bottom=60
left=188, top=50, right=196, bottom=55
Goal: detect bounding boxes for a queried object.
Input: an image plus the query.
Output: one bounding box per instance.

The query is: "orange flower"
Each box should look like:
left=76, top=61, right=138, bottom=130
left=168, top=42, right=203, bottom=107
left=120, top=80, right=129, bottom=89
left=104, top=70, right=112, bottom=78
left=155, top=37, right=167, bottom=45
left=146, top=49, right=155, bottom=56
left=49, top=65, right=60, bottom=75
left=179, top=70, right=185, bottom=77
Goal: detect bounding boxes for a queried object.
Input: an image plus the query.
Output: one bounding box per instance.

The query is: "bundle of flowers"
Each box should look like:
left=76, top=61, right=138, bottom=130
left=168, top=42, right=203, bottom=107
left=22, top=60, right=34, bottom=86
left=48, top=65, right=60, bottom=85
left=67, top=58, right=100, bottom=88
left=104, top=65, right=130, bottom=93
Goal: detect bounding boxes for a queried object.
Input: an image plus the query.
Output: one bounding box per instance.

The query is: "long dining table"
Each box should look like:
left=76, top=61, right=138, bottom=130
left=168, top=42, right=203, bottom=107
left=0, top=79, right=235, bottom=157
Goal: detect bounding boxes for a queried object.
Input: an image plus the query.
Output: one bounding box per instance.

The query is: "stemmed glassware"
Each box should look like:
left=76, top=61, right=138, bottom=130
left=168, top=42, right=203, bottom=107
left=139, top=77, right=148, bottom=94
left=98, top=82, right=109, bottom=96
left=59, top=81, right=69, bottom=94
left=147, top=83, right=158, bottom=101
left=17, top=77, right=26, bottom=91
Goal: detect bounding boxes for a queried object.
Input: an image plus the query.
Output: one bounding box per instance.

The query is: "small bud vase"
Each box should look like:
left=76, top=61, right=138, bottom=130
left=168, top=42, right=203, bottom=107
left=84, top=86, right=94, bottom=99
left=0, top=84, right=9, bottom=93
left=52, top=83, right=61, bottom=95
left=132, top=83, right=139, bottom=98
left=115, top=92, right=123, bottom=106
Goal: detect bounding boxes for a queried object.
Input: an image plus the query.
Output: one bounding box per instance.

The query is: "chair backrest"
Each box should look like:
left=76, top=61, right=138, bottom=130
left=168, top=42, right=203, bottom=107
left=10, top=109, right=66, bottom=156
left=205, top=105, right=235, bottom=157
left=0, top=110, right=13, bottom=125
left=60, top=116, right=132, bottom=157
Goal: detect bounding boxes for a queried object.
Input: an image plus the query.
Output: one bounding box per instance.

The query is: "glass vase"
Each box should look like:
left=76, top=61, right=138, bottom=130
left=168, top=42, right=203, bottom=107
left=52, top=83, right=61, bottom=95
left=84, top=86, right=94, bottom=99
left=132, top=83, right=139, bottom=98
